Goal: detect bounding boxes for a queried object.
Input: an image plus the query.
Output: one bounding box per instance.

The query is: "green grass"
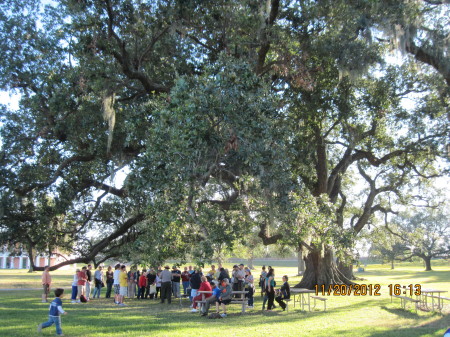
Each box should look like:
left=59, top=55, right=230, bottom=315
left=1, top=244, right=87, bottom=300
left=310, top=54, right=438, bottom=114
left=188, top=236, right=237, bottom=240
left=0, top=268, right=75, bottom=289
left=0, top=261, right=449, bottom=337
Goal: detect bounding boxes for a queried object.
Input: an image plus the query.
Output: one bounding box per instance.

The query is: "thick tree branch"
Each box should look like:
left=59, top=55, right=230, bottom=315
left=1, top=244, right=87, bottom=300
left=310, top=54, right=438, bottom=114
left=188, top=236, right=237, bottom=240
left=175, top=30, right=218, bottom=53
left=103, top=0, right=170, bottom=94
left=314, top=127, right=328, bottom=196
left=257, top=221, right=282, bottom=245
left=198, top=188, right=239, bottom=211
left=255, top=0, right=280, bottom=75
left=422, top=0, right=449, bottom=4
left=14, top=154, right=96, bottom=196
left=35, top=213, right=145, bottom=271
left=405, top=41, right=450, bottom=86
left=81, top=179, right=127, bottom=198
left=187, top=187, right=209, bottom=238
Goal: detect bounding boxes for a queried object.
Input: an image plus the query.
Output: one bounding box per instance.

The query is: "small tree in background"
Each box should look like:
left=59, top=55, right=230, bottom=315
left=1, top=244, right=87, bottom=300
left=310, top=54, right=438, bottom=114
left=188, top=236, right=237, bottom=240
left=369, top=227, right=410, bottom=269
left=391, top=211, right=450, bottom=271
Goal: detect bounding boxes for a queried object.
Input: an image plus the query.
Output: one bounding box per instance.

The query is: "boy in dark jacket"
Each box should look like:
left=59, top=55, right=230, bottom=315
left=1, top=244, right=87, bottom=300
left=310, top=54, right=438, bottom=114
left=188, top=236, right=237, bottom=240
left=275, top=275, right=290, bottom=311
left=37, top=288, right=67, bottom=336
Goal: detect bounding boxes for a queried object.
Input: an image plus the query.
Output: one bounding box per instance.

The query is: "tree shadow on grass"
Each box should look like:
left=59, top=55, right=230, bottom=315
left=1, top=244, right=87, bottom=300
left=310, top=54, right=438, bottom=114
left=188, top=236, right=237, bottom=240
left=367, top=313, right=450, bottom=337
left=322, top=297, right=387, bottom=312
left=379, top=306, right=422, bottom=319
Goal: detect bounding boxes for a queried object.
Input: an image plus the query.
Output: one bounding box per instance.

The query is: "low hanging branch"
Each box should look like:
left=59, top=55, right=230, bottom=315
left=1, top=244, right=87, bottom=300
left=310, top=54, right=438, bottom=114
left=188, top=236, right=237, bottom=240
left=257, top=221, right=283, bottom=245
left=14, top=154, right=96, bottom=196
left=32, top=213, right=145, bottom=271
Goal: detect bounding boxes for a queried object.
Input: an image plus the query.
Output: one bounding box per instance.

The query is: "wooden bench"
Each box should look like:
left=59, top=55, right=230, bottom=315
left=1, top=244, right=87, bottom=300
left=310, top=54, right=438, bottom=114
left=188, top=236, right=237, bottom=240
left=423, top=294, right=450, bottom=301
left=196, top=290, right=248, bottom=313
left=422, top=294, right=450, bottom=312
left=310, top=296, right=327, bottom=311
left=391, top=295, right=420, bottom=312
left=230, top=290, right=248, bottom=313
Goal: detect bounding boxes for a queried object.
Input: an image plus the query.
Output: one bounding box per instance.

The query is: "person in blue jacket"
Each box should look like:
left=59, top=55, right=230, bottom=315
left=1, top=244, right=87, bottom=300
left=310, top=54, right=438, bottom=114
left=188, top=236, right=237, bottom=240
left=37, top=288, right=67, bottom=336
left=201, top=281, right=221, bottom=316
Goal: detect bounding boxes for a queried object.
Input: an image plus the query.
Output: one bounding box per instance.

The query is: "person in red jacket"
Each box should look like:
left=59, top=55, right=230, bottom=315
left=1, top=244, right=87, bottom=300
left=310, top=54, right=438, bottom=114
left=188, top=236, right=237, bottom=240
left=181, top=267, right=191, bottom=296
left=76, top=266, right=87, bottom=302
left=191, top=276, right=212, bottom=312
left=138, top=270, right=147, bottom=300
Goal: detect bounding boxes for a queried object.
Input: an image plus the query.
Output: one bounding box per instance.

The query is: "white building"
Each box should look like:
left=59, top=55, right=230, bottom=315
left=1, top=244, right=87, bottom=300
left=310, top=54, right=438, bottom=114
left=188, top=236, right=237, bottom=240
left=0, top=249, right=71, bottom=269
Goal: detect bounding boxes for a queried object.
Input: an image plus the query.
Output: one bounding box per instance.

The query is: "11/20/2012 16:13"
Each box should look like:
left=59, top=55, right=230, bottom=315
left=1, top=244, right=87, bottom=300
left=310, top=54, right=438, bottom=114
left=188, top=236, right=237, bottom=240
left=314, top=284, right=422, bottom=296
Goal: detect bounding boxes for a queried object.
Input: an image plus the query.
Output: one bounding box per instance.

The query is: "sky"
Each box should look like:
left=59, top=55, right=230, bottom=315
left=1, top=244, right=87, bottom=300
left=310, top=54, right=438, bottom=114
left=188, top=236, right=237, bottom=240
left=0, top=91, right=20, bottom=111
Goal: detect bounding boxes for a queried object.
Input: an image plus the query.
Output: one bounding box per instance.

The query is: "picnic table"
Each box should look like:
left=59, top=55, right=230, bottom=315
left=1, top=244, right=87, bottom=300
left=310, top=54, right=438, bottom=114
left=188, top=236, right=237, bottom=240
left=231, top=290, right=249, bottom=312
left=391, top=294, right=420, bottom=312
left=197, top=290, right=213, bottom=303
left=290, top=288, right=316, bottom=311
left=419, top=289, right=448, bottom=312
left=391, top=287, right=449, bottom=312
left=196, top=290, right=249, bottom=313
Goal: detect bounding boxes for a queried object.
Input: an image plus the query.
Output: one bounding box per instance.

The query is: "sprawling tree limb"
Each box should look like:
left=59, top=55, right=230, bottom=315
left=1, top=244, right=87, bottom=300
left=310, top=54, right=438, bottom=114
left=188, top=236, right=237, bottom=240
left=198, top=190, right=239, bottom=210
left=175, top=30, right=218, bottom=53
left=103, top=0, right=170, bottom=94
left=327, top=147, right=353, bottom=202
left=336, top=191, right=347, bottom=228
left=314, top=129, right=328, bottom=195
left=33, top=213, right=145, bottom=271
left=14, top=154, right=96, bottom=196
left=255, top=0, right=280, bottom=75
left=187, top=186, right=210, bottom=238
left=422, top=0, right=449, bottom=5
left=406, top=41, right=450, bottom=86
left=257, top=221, right=283, bottom=245
left=353, top=164, right=407, bottom=233
left=81, top=179, right=127, bottom=198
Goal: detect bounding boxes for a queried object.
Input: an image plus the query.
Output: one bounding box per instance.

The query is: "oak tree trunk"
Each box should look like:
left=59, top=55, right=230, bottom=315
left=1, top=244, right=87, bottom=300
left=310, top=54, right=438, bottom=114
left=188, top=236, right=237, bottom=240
left=247, top=252, right=255, bottom=270
left=294, top=248, right=354, bottom=289
left=423, top=256, right=432, bottom=271
left=337, top=260, right=355, bottom=280
left=297, top=248, right=305, bottom=275
left=27, top=246, right=35, bottom=273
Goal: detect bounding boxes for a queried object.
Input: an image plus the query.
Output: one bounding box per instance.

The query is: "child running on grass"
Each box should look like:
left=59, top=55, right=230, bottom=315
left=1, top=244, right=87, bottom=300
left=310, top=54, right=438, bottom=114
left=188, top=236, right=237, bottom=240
left=37, top=288, right=67, bottom=336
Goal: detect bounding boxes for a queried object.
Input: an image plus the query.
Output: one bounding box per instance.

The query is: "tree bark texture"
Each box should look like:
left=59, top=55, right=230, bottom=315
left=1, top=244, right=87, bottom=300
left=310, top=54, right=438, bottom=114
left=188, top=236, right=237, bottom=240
left=297, top=248, right=305, bottom=275
left=294, top=248, right=354, bottom=289
left=423, top=256, right=432, bottom=271
left=337, top=259, right=355, bottom=281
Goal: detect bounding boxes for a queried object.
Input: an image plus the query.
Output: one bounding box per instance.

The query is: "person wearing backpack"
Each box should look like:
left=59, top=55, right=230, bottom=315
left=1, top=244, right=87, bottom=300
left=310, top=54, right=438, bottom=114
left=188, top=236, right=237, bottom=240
left=265, top=268, right=276, bottom=311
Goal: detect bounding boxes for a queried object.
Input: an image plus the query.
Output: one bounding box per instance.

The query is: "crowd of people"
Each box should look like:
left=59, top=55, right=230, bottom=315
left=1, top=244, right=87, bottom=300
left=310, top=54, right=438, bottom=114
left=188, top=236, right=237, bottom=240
left=41, top=263, right=291, bottom=319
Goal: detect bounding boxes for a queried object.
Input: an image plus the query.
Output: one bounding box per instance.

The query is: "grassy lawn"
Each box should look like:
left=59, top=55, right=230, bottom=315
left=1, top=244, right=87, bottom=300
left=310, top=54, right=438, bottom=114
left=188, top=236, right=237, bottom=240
left=0, top=261, right=449, bottom=337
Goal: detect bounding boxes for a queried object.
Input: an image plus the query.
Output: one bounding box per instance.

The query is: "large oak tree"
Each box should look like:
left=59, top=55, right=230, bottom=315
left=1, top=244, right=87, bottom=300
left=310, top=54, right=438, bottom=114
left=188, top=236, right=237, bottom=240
left=0, top=0, right=448, bottom=284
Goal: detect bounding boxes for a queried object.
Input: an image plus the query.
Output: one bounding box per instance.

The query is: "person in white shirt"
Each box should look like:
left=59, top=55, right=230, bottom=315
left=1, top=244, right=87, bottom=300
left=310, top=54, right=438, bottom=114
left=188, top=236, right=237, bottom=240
left=93, top=266, right=104, bottom=299
left=71, top=269, right=79, bottom=303
left=113, top=263, right=121, bottom=304
left=155, top=271, right=162, bottom=299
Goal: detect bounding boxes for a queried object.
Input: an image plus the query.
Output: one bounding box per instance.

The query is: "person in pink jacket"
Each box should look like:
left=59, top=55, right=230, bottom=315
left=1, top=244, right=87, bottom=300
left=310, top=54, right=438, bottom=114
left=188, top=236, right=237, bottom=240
left=41, top=266, right=52, bottom=303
